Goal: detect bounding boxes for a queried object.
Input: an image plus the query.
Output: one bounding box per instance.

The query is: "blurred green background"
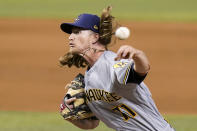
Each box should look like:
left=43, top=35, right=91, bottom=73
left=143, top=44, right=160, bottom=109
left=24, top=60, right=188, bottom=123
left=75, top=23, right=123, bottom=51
left=0, top=111, right=197, bottom=131
left=0, top=0, right=197, bottom=21
left=1, top=0, right=197, bottom=131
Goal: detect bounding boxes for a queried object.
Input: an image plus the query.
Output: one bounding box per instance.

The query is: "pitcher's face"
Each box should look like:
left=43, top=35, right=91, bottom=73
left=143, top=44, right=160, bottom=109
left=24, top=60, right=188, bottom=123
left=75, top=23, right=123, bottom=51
left=68, top=27, right=96, bottom=55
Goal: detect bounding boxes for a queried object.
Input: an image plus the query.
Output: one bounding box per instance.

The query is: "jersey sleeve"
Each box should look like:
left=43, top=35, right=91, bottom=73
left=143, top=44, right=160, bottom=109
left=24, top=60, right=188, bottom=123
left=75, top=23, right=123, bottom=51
left=113, top=59, right=147, bottom=85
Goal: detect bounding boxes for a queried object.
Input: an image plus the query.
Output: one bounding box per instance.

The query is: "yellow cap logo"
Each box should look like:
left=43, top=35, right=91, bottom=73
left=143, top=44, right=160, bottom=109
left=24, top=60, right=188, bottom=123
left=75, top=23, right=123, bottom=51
left=94, top=25, right=98, bottom=30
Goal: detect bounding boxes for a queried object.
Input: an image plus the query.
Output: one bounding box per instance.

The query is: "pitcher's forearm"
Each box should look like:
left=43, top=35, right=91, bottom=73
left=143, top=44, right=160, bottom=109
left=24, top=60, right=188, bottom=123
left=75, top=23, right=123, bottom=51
left=133, top=50, right=150, bottom=75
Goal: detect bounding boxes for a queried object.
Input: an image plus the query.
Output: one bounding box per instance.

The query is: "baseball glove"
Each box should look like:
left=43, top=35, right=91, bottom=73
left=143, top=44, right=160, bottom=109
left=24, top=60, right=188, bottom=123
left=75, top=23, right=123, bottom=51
left=60, top=73, right=96, bottom=120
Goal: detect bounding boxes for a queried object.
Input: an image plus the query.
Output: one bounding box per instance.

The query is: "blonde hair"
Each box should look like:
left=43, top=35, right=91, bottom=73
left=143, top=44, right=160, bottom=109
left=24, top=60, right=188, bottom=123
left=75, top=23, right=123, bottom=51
left=99, top=6, right=114, bottom=46
left=59, top=52, right=88, bottom=68
left=59, top=6, right=114, bottom=68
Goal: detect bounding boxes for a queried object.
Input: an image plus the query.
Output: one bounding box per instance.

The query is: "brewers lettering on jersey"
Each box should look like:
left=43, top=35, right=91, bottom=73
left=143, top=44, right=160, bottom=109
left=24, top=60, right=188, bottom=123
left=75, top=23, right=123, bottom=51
left=59, top=7, right=175, bottom=131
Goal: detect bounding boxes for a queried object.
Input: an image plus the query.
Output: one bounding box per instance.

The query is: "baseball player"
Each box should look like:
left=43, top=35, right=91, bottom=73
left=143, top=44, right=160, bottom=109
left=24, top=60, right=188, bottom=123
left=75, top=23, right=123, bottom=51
left=59, top=7, right=175, bottom=131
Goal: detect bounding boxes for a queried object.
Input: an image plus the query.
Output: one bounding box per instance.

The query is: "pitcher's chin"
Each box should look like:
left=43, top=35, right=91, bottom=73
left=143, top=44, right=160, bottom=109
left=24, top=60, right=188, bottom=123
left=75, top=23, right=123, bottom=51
left=69, top=48, right=81, bottom=55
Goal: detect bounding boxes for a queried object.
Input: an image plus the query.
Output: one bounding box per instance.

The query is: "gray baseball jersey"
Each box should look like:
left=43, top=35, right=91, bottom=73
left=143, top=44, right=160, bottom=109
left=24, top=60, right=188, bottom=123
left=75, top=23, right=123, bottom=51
left=84, top=51, right=175, bottom=131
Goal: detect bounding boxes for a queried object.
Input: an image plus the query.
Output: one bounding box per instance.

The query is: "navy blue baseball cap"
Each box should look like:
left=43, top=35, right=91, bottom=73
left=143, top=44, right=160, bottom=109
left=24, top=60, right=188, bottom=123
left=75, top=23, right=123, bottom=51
left=60, top=14, right=100, bottom=34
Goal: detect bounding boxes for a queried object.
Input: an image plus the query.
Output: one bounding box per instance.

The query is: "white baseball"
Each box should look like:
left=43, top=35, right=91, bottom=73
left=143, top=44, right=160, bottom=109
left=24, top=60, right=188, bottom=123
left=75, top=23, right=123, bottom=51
left=115, top=27, right=130, bottom=40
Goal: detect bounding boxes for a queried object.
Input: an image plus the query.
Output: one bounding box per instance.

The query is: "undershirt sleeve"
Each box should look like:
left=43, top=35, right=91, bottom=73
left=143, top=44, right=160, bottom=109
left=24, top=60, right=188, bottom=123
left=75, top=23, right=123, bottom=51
left=126, top=63, right=147, bottom=84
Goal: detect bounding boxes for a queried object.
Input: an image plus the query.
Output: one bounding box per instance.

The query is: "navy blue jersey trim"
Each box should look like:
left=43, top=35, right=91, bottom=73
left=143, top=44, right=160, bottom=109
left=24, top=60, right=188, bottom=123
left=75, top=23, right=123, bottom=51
left=126, top=63, right=147, bottom=84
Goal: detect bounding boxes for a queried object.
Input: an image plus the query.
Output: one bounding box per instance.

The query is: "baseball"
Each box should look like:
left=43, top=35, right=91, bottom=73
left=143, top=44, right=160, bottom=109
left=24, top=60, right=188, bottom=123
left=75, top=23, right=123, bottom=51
left=115, top=27, right=130, bottom=40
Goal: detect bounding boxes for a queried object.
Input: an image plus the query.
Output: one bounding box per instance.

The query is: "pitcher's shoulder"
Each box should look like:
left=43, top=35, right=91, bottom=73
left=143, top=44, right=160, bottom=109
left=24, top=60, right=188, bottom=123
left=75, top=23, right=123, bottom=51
left=103, top=51, right=117, bottom=62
